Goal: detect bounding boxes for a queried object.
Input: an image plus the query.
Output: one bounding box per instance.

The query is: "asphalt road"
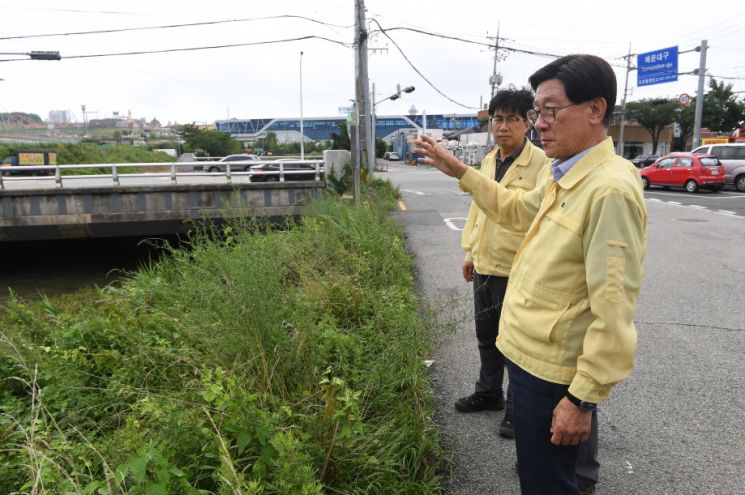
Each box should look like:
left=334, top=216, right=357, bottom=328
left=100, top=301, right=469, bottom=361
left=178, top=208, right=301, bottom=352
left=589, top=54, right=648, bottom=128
left=384, top=161, right=745, bottom=495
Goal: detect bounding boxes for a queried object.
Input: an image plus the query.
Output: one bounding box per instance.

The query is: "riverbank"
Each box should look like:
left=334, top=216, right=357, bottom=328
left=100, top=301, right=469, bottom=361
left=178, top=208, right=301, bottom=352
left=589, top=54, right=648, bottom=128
left=0, top=180, right=445, bottom=494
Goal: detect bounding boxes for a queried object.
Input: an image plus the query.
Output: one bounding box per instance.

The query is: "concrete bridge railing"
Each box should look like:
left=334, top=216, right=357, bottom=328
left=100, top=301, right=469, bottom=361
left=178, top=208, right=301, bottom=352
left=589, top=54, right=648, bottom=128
left=0, top=159, right=332, bottom=241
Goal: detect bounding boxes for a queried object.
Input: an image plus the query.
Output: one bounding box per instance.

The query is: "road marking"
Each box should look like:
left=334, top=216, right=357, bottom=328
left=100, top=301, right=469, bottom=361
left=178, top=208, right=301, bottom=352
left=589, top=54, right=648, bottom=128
left=398, top=200, right=407, bottom=211
left=647, top=190, right=745, bottom=199
left=443, top=217, right=467, bottom=231
left=401, top=188, right=426, bottom=196
left=649, top=199, right=744, bottom=219
left=625, top=460, right=634, bottom=474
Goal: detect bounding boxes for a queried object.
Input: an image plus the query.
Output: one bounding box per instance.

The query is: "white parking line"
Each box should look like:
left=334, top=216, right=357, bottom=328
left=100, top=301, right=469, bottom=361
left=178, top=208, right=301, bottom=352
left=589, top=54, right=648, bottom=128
left=401, top=188, right=426, bottom=196
left=687, top=205, right=707, bottom=209
left=717, top=210, right=737, bottom=215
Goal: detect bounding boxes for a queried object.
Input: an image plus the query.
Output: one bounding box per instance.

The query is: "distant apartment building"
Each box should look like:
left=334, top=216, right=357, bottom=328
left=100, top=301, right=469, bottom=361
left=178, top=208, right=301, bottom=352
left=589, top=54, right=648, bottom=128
left=48, top=110, right=72, bottom=124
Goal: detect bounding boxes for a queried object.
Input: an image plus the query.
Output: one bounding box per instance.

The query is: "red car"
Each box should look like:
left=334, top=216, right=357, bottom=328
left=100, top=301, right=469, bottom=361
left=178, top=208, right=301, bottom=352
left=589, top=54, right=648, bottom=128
left=639, top=152, right=725, bottom=193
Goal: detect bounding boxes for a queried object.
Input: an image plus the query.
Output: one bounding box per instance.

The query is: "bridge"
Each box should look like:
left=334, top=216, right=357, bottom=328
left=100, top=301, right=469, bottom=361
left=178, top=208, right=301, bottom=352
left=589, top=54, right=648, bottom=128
left=0, top=159, right=327, bottom=242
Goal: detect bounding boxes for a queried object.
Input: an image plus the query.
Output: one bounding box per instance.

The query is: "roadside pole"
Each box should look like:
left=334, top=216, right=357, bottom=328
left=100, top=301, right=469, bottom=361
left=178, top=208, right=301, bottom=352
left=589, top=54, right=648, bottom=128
left=617, top=45, right=632, bottom=157
left=692, top=40, right=708, bottom=149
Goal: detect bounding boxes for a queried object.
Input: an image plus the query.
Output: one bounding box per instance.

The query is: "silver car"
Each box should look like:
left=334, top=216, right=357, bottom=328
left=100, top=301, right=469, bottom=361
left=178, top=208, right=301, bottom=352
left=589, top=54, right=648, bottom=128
left=691, top=143, right=745, bottom=191
left=203, top=154, right=259, bottom=172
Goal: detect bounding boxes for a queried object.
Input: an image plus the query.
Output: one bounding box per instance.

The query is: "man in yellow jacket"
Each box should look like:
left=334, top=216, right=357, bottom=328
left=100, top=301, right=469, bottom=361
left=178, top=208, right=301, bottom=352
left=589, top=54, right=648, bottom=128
left=416, top=54, right=647, bottom=495
left=457, top=89, right=548, bottom=431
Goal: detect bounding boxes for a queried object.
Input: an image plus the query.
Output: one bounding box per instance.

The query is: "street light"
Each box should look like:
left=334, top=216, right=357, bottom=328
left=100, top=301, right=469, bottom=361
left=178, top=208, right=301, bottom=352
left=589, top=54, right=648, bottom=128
left=375, top=84, right=415, bottom=106
left=371, top=84, right=415, bottom=167
left=0, top=51, right=61, bottom=61
left=299, top=51, right=305, bottom=160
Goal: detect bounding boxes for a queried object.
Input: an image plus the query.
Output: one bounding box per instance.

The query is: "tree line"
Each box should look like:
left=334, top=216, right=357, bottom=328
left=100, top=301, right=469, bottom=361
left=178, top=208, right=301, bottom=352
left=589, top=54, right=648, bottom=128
left=624, top=78, right=744, bottom=154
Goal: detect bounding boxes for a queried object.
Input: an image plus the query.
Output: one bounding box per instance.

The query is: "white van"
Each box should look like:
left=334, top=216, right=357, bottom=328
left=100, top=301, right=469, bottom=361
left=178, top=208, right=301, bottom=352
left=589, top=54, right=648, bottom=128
left=690, top=142, right=745, bottom=191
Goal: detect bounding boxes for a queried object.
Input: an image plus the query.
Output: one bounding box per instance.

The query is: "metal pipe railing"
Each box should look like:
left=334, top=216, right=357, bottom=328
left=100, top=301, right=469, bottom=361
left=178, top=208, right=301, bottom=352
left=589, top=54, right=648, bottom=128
left=0, top=159, right=325, bottom=189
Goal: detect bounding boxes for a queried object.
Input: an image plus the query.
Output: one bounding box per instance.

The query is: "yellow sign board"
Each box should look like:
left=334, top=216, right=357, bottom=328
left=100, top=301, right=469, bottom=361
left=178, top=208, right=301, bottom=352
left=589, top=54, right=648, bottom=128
left=17, top=151, right=57, bottom=165
left=701, top=137, right=729, bottom=145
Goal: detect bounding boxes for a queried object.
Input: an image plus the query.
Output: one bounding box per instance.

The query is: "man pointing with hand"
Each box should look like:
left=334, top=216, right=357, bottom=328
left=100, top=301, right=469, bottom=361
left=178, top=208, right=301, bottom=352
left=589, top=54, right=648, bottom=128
left=416, top=54, right=647, bottom=494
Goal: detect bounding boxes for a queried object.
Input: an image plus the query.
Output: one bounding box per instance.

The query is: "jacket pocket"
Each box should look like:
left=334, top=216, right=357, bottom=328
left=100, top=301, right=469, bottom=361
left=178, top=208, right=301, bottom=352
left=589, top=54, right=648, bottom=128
left=605, top=256, right=625, bottom=303
left=505, top=286, right=569, bottom=343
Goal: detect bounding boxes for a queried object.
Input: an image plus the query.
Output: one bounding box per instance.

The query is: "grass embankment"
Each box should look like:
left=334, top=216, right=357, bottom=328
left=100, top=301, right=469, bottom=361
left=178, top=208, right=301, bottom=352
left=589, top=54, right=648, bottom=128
left=0, top=180, right=444, bottom=494
left=0, top=142, right=174, bottom=175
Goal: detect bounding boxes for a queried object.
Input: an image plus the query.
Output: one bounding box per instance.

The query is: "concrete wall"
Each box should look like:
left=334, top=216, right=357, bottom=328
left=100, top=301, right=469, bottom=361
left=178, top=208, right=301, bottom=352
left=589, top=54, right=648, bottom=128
left=323, top=150, right=351, bottom=181
left=0, top=182, right=324, bottom=241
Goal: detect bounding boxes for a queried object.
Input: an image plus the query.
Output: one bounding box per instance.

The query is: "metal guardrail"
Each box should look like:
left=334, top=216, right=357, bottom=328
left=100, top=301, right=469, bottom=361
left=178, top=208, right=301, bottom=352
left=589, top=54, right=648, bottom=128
left=0, top=159, right=325, bottom=190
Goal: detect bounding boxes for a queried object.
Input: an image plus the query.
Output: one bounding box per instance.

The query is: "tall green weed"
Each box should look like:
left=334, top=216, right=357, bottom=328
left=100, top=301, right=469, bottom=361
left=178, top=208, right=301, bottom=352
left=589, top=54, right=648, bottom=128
left=0, top=179, right=443, bottom=494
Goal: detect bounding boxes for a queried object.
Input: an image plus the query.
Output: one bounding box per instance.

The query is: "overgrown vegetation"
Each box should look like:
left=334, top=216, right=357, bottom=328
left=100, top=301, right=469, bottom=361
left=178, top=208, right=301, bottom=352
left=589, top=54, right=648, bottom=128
left=0, top=142, right=173, bottom=175
left=0, top=180, right=444, bottom=494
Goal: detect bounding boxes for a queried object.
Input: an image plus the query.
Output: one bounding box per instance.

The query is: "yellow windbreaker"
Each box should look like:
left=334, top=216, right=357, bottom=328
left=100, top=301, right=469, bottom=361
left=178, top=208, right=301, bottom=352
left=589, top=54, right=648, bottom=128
left=461, top=140, right=550, bottom=276
left=458, top=137, right=648, bottom=404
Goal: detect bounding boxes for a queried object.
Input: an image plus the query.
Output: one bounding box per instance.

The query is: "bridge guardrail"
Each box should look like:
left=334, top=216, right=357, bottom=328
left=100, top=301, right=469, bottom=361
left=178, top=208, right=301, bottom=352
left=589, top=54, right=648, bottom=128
left=0, top=159, right=325, bottom=190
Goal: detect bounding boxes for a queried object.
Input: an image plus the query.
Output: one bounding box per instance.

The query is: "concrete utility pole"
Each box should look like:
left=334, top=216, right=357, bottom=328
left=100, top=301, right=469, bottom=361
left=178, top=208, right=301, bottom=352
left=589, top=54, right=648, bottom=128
left=692, top=39, right=708, bottom=149
left=354, top=0, right=373, bottom=177
left=486, top=25, right=503, bottom=149
left=617, top=45, right=633, bottom=157
left=299, top=51, right=305, bottom=160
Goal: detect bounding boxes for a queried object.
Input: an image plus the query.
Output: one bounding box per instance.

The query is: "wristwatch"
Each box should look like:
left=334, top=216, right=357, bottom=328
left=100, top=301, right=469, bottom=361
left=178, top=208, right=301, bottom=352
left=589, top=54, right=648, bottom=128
left=566, top=392, right=597, bottom=413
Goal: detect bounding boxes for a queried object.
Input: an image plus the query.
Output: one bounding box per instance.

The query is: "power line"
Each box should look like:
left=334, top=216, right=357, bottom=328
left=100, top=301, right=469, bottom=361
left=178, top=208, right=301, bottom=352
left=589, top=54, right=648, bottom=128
left=368, top=25, right=565, bottom=59
left=0, top=35, right=351, bottom=62
left=369, top=19, right=477, bottom=110
left=0, top=14, right=353, bottom=41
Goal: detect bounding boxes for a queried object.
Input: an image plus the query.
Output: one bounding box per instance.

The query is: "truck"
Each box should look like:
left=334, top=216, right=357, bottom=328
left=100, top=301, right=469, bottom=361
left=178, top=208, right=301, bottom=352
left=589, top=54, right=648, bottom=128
left=1, top=149, right=57, bottom=176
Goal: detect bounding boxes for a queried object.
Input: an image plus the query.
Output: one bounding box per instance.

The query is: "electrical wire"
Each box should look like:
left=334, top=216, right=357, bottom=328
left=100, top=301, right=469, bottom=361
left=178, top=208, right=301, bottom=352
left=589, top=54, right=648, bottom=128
left=0, top=14, right=353, bottom=41
left=0, top=35, right=351, bottom=62
left=369, top=20, right=479, bottom=110
left=368, top=25, right=565, bottom=59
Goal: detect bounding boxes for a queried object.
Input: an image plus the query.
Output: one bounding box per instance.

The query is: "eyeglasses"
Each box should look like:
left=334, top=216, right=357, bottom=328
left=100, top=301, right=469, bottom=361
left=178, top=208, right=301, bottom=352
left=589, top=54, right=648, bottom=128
left=490, top=115, right=525, bottom=125
left=527, top=103, right=577, bottom=125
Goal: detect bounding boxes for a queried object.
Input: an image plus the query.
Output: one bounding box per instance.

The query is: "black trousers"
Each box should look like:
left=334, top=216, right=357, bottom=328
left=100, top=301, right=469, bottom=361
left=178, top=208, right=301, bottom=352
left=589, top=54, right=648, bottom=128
left=509, top=362, right=599, bottom=494
left=472, top=272, right=508, bottom=398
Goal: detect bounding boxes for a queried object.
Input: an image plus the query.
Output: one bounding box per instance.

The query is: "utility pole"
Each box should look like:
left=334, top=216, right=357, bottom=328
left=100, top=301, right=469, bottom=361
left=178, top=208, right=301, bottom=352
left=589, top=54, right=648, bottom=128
left=692, top=39, right=708, bottom=149
left=81, top=104, right=87, bottom=138
left=354, top=0, right=373, bottom=178
left=371, top=81, right=376, bottom=166
left=486, top=25, right=503, bottom=149
left=617, top=45, right=633, bottom=157
left=299, top=51, right=305, bottom=160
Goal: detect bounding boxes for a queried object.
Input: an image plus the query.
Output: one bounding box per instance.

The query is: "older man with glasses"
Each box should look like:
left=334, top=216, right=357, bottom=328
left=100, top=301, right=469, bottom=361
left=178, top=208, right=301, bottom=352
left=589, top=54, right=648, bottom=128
left=416, top=54, right=647, bottom=495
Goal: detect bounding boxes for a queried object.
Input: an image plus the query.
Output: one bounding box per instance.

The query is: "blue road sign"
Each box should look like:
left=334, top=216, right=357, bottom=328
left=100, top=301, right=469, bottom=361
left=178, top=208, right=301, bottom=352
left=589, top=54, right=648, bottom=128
left=637, top=46, right=678, bottom=87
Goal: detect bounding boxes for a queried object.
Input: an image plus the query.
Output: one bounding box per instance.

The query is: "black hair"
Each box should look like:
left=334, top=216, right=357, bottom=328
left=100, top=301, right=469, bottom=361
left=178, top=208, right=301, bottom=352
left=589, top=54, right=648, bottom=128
left=528, top=54, right=617, bottom=126
left=487, top=87, right=535, bottom=119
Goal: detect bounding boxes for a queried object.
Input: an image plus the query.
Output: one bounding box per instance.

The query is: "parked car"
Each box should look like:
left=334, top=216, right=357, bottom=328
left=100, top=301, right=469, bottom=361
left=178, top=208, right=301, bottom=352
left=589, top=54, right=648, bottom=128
left=690, top=142, right=745, bottom=191
left=248, top=160, right=323, bottom=182
left=639, top=152, right=725, bottom=192
left=630, top=153, right=660, bottom=168
left=203, top=154, right=259, bottom=172
left=384, top=151, right=400, bottom=161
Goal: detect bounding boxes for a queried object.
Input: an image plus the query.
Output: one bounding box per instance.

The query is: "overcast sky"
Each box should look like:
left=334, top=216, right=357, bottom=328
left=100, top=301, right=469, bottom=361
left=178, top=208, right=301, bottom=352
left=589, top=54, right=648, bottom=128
left=1, top=0, right=743, bottom=125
